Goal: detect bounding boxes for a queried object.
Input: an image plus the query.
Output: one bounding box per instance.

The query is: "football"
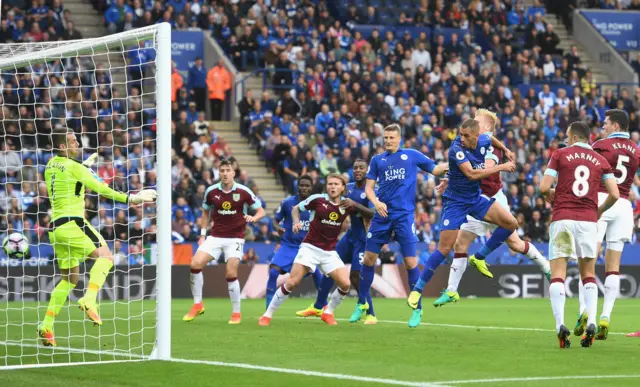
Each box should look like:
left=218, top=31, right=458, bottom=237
left=2, top=233, right=30, bottom=259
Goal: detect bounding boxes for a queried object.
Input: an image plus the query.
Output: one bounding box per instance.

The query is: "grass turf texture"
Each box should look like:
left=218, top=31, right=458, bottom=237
left=2, top=298, right=640, bottom=386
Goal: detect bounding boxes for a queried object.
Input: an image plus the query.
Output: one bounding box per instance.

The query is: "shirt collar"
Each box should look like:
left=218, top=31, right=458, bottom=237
left=607, top=132, right=631, bottom=139
left=221, top=183, right=237, bottom=193
left=571, top=142, right=592, bottom=150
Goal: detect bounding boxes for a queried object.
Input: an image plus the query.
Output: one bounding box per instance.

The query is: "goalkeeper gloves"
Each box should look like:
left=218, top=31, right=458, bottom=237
left=82, top=153, right=98, bottom=167
left=129, top=189, right=157, bottom=204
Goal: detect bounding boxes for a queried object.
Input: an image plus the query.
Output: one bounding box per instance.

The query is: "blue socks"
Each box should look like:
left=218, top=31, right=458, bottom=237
left=407, top=266, right=422, bottom=310
left=266, top=267, right=280, bottom=309
left=358, top=264, right=375, bottom=305
left=311, top=268, right=323, bottom=291
left=414, top=250, right=447, bottom=293
left=475, top=227, right=512, bottom=260
left=313, top=275, right=334, bottom=310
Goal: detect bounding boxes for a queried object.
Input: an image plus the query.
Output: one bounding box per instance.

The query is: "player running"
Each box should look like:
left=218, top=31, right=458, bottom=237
left=259, top=173, right=373, bottom=326
left=540, top=121, right=619, bottom=349
left=573, top=109, right=639, bottom=340
left=183, top=159, right=265, bottom=324
left=296, top=160, right=377, bottom=324
left=350, top=123, right=451, bottom=328
left=267, top=176, right=323, bottom=309
left=407, top=119, right=518, bottom=324
left=39, top=128, right=157, bottom=346
left=434, top=109, right=551, bottom=306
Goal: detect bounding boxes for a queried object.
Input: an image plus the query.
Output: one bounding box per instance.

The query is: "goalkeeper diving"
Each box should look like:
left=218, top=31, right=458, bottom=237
left=38, top=128, right=157, bottom=347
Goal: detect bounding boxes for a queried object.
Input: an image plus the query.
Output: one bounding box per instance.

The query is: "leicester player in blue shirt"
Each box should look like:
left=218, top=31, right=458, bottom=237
left=266, top=176, right=323, bottom=308
left=407, top=118, right=518, bottom=320
left=350, top=124, right=449, bottom=327
left=296, top=159, right=377, bottom=322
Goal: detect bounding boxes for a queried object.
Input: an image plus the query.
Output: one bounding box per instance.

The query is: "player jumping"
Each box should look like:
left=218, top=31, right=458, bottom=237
left=183, top=159, right=265, bottom=324
left=540, top=121, right=619, bottom=348
left=39, top=128, right=157, bottom=346
left=407, top=119, right=518, bottom=325
left=259, top=173, right=373, bottom=326
left=573, top=109, right=639, bottom=340
left=267, top=176, right=323, bottom=309
left=349, top=124, right=449, bottom=328
left=297, top=159, right=377, bottom=324
left=434, top=109, right=551, bottom=306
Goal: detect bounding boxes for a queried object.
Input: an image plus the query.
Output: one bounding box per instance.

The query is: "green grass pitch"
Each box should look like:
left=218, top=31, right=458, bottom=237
left=2, top=298, right=640, bottom=386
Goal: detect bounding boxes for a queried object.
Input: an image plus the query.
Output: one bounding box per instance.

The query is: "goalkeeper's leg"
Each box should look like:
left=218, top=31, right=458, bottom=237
left=79, top=245, right=116, bottom=325
left=39, top=266, right=79, bottom=347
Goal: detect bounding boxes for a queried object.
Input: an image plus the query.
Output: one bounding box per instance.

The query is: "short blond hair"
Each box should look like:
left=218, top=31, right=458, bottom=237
left=326, top=173, right=348, bottom=196
left=475, top=109, right=498, bottom=129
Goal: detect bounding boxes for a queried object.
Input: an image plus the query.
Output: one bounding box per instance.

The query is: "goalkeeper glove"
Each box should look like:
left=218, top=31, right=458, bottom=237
left=129, top=189, right=157, bottom=204
left=82, top=153, right=98, bottom=167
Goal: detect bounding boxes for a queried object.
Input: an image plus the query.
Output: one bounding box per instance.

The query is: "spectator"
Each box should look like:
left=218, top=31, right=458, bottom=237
left=104, top=0, right=133, bottom=34
left=319, top=148, right=338, bottom=177
left=171, top=62, right=183, bottom=103
left=527, top=210, right=547, bottom=242
left=243, top=248, right=259, bottom=264
left=206, top=60, right=231, bottom=121
left=282, top=146, right=306, bottom=194
left=188, top=57, right=207, bottom=112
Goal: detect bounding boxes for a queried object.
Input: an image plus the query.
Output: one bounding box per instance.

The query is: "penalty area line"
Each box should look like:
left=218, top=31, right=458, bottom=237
left=431, top=374, right=640, bottom=385
left=169, top=357, right=451, bottom=387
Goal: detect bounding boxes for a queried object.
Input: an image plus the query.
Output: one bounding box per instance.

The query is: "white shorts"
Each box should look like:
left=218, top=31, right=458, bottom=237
left=597, top=192, right=633, bottom=244
left=548, top=220, right=598, bottom=260
left=197, top=236, right=244, bottom=262
left=293, top=242, right=344, bottom=275
left=461, top=190, right=509, bottom=236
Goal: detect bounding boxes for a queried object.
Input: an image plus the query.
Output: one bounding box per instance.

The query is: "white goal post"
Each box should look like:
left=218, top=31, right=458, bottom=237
left=0, top=23, right=171, bottom=367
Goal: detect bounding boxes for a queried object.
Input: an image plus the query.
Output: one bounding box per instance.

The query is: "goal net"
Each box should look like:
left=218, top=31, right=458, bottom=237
left=0, top=24, right=172, bottom=368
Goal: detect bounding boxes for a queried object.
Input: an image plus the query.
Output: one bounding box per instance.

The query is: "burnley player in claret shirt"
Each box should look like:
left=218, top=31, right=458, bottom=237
left=259, top=173, right=373, bottom=326
left=540, top=121, right=619, bottom=349
left=183, top=160, right=265, bottom=325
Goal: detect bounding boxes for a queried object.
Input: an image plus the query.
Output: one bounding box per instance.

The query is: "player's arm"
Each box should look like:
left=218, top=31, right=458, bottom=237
left=414, top=149, right=448, bottom=176
left=458, top=160, right=515, bottom=181
left=489, top=135, right=514, bottom=162
left=198, top=210, right=210, bottom=244
left=291, top=204, right=303, bottom=233
left=541, top=152, right=559, bottom=203
left=365, top=178, right=387, bottom=217
left=73, top=162, right=155, bottom=203
left=599, top=174, right=620, bottom=218
left=340, top=199, right=374, bottom=219
left=273, top=201, right=287, bottom=236
left=243, top=187, right=266, bottom=223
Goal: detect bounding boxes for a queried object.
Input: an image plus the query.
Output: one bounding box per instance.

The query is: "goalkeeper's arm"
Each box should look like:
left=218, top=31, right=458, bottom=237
left=72, top=161, right=156, bottom=204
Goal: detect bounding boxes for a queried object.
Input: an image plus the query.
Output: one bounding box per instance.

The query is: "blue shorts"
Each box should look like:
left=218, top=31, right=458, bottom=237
left=270, top=243, right=300, bottom=273
left=440, top=195, right=495, bottom=231
left=365, top=213, right=417, bottom=257
left=336, top=236, right=366, bottom=272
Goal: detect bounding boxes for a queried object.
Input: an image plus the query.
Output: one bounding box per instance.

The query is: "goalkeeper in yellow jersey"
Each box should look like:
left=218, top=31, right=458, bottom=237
left=38, top=128, right=157, bottom=347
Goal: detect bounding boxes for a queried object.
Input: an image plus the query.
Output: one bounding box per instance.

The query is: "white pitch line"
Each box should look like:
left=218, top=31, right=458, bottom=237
left=0, top=359, right=144, bottom=371
left=170, top=357, right=451, bottom=387
left=0, top=340, right=146, bottom=361
left=432, top=374, right=640, bottom=385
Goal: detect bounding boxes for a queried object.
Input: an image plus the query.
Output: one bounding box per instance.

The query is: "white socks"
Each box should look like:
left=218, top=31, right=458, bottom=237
left=582, top=278, right=598, bottom=327
left=264, top=285, right=290, bottom=318
left=524, top=242, right=551, bottom=276
left=447, top=256, right=468, bottom=293
left=191, top=270, right=203, bottom=304
left=578, top=279, right=586, bottom=315
left=602, top=272, right=620, bottom=320
left=549, top=280, right=566, bottom=332
left=325, top=287, right=348, bottom=315
left=227, top=278, right=241, bottom=313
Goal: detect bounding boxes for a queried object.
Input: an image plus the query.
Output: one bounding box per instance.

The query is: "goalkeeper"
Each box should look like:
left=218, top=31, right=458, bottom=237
left=38, top=128, right=157, bottom=347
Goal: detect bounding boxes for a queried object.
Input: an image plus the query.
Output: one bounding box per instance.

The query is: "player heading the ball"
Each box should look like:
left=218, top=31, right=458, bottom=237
left=259, top=173, right=373, bottom=326
left=40, top=128, right=157, bottom=347
left=540, top=120, right=619, bottom=349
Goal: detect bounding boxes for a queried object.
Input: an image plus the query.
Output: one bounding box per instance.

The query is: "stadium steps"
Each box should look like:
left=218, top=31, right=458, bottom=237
left=239, top=72, right=265, bottom=100
left=211, top=120, right=286, bottom=211
left=523, top=0, right=612, bottom=83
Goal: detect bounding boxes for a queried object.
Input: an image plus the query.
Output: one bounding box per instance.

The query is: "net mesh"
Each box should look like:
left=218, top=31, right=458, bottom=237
left=0, top=27, right=161, bottom=367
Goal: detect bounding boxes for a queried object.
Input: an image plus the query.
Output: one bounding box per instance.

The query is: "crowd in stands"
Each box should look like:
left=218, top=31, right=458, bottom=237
left=3, top=0, right=640, bottom=266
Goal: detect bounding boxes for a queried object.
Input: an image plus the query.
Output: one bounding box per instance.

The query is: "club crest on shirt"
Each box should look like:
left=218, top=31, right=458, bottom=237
left=233, top=193, right=240, bottom=202
left=401, top=154, right=408, bottom=160
left=339, top=207, right=346, bottom=215
left=481, top=147, right=486, bottom=155
left=456, top=151, right=465, bottom=160
left=360, top=193, right=366, bottom=199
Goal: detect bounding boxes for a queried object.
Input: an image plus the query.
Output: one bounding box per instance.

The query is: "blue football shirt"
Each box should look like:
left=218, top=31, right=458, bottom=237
left=444, top=133, right=494, bottom=204
left=275, top=195, right=310, bottom=246
left=344, top=182, right=374, bottom=242
left=366, top=148, right=436, bottom=214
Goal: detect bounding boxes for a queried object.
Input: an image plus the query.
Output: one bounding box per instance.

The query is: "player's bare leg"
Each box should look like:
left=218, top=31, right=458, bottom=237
left=549, top=258, right=571, bottom=348
left=322, top=267, right=351, bottom=325
left=578, top=257, right=598, bottom=347
left=350, top=251, right=378, bottom=322
left=435, top=231, right=474, bottom=307
left=596, top=246, right=622, bottom=340
left=184, top=250, right=213, bottom=322
left=261, top=263, right=308, bottom=326
left=505, top=233, right=551, bottom=280
left=39, top=266, right=80, bottom=346
left=226, top=257, right=242, bottom=324
left=77, top=245, right=116, bottom=326
left=469, top=203, right=518, bottom=278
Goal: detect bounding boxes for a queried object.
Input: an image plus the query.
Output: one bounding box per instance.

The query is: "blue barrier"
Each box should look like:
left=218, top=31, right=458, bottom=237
left=581, top=10, right=640, bottom=51
left=171, top=31, right=204, bottom=81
